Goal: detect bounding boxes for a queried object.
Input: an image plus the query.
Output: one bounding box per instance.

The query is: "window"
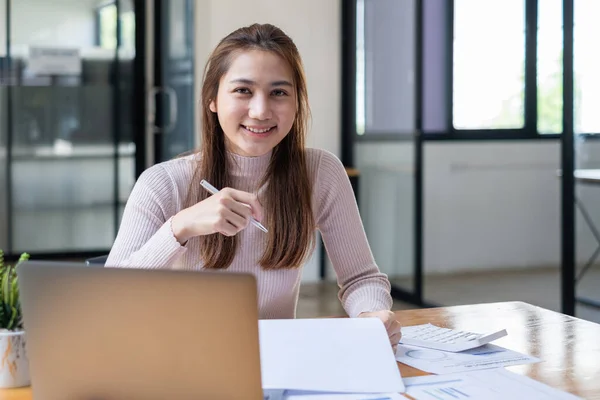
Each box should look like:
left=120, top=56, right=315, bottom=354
left=537, top=0, right=563, bottom=134
left=355, top=0, right=415, bottom=136
left=349, top=0, right=586, bottom=140
left=97, top=3, right=135, bottom=51
left=453, top=0, right=526, bottom=130
left=574, top=0, right=600, bottom=134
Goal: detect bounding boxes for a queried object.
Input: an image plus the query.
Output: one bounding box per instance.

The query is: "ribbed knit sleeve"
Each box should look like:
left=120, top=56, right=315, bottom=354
left=311, top=149, right=393, bottom=317
left=105, top=164, right=188, bottom=269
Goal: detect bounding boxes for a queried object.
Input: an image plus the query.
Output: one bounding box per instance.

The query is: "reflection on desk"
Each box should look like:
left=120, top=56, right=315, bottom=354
left=2, top=301, right=599, bottom=399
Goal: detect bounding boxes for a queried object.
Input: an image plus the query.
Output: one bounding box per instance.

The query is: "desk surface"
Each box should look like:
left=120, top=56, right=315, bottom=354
left=2, top=301, right=599, bottom=399
left=574, top=169, right=600, bottom=184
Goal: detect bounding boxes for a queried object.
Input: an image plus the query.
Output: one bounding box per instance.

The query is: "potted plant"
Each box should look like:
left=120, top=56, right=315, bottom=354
left=0, top=250, right=30, bottom=388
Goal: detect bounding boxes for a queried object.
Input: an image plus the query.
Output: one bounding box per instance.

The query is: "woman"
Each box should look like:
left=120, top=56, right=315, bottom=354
left=106, top=23, right=401, bottom=349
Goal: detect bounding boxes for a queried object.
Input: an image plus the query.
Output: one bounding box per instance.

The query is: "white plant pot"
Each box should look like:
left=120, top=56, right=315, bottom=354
left=0, top=330, right=30, bottom=388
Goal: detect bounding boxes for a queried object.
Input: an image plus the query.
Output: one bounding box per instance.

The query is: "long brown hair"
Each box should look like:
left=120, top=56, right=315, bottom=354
left=187, top=23, right=315, bottom=270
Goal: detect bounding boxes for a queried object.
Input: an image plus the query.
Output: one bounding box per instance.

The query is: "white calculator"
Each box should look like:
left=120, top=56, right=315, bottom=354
left=399, top=323, right=508, bottom=352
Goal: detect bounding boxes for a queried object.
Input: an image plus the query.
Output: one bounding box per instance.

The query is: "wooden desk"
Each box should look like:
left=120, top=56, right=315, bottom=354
left=396, top=301, right=600, bottom=399
left=2, top=301, right=599, bottom=399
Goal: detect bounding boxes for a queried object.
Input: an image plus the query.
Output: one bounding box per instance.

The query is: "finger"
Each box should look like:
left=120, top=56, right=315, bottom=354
left=223, top=188, right=264, bottom=221
left=392, top=344, right=398, bottom=354
left=382, top=311, right=396, bottom=328
left=389, top=331, right=402, bottom=345
left=217, top=205, right=249, bottom=230
left=215, top=211, right=245, bottom=236
left=217, top=199, right=250, bottom=229
left=388, top=319, right=402, bottom=334
left=221, top=197, right=254, bottom=221
left=216, top=219, right=240, bottom=236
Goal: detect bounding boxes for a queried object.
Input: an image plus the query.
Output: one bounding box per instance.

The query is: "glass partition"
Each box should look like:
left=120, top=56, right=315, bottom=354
left=355, top=0, right=416, bottom=295
left=0, top=0, right=8, bottom=251
left=155, top=0, right=195, bottom=161
left=8, top=0, right=135, bottom=253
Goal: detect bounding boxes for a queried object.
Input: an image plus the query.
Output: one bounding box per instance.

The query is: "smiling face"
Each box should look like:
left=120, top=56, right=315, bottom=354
left=209, top=50, right=297, bottom=157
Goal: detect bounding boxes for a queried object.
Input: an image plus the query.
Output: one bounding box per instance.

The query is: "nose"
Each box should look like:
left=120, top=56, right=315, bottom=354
left=248, top=93, right=272, bottom=120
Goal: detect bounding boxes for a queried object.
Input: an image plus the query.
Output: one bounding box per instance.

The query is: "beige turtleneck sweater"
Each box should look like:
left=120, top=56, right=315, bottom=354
left=105, top=148, right=392, bottom=319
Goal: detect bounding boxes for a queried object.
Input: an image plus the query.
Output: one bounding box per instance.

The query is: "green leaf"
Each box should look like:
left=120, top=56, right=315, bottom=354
left=16, top=252, right=30, bottom=267
left=1, top=269, right=9, bottom=304
left=7, top=306, right=18, bottom=330
left=9, top=277, right=18, bottom=307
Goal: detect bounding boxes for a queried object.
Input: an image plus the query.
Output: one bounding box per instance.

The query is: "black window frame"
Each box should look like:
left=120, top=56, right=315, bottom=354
left=346, top=0, right=591, bottom=143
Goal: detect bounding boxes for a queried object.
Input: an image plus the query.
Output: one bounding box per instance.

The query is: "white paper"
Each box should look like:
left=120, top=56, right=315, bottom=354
left=396, top=343, right=540, bottom=374
left=259, top=318, right=405, bottom=393
left=403, top=368, right=582, bottom=400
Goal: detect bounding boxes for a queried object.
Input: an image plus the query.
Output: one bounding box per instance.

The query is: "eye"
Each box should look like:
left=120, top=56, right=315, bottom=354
left=272, top=89, right=288, bottom=97
left=234, top=88, right=251, bottom=95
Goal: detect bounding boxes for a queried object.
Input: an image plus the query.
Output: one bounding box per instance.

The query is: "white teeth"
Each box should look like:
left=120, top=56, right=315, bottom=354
left=245, top=126, right=272, bottom=133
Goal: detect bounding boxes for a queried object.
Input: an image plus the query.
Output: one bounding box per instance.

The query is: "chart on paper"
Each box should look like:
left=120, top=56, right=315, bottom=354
left=403, top=369, right=582, bottom=400
left=395, top=343, right=540, bottom=374
left=405, top=378, right=493, bottom=399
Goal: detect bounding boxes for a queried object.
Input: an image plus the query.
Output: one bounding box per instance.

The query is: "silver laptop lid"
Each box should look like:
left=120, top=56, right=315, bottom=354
left=17, top=260, right=263, bottom=400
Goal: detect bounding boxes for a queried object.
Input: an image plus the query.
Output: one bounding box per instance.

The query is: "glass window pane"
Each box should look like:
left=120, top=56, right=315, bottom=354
left=355, top=142, right=414, bottom=294
left=574, top=0, right=600, bottom=134
left=99, top=4, right=117, bottom=49
left=453, top=0, right=525, bottom=129
left=99, top=3, right=135, bottom=51
left=1, top=0, right=8, bottom=251
left=356, top=0, right=415, bottom=135
left=422, top=1, right=450, bottom=132
left=537, top=0, right=563, bottom=134
left=121, top=11, right=135, bottom=51
left=0, top=86, right=6, bottom=251
left=0, top=0, right=5, bottom=57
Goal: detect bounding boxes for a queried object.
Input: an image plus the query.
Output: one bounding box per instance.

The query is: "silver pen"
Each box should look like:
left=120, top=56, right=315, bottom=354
left=199, top=179, right=268, bottom=233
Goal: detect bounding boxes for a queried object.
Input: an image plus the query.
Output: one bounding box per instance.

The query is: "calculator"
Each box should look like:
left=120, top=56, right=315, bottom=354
left=399, top=323, right=508, bottom=352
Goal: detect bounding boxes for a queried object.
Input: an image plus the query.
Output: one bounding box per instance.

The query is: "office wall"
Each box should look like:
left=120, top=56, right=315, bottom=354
left=423, top=141, right=561, bottom=273
left=194, top=0, right=341, bottom=282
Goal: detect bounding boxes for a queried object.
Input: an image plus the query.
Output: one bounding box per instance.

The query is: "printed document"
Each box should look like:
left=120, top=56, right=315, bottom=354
left=396, top=343, right=539, bottom=374
left=284, top=391, right=404, bottom=400
left=402, top=368, right=581, bottom=400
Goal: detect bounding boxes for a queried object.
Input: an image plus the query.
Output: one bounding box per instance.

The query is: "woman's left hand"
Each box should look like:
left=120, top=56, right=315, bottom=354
left=359, top=310, right=402, bottom=353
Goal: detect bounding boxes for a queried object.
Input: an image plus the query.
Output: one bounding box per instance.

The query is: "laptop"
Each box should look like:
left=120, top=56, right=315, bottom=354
left=17, top=261, right=264, bottom=400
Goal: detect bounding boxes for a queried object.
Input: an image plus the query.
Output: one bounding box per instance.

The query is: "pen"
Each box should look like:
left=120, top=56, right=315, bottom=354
left=200, top=179, right=269, bottom=233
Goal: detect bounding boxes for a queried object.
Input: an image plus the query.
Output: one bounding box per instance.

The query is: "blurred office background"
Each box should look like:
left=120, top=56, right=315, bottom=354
left=1, top=0, right=599, bottom=323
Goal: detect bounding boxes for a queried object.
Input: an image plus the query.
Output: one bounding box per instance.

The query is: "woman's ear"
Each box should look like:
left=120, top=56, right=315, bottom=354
left=209, top=99, right=217, bottom=113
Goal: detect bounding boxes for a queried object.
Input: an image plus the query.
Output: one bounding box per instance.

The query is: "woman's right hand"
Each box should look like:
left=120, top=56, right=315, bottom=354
left=171, top=188, right=264, bottom=244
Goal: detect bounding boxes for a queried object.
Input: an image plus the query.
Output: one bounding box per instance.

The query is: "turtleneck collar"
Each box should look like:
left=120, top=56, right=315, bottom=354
left=227, top=150, right=272, bottom=181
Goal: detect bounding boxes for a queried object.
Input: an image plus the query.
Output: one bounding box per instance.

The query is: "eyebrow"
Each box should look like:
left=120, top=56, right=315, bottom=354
left=229, top=78, right=293, bottom=87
